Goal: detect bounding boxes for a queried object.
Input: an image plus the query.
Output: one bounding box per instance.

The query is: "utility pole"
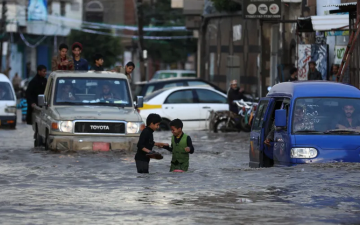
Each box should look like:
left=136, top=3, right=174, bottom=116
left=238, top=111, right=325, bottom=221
left=135, top=0, right=146, bottom=81
left=0, top=0, right=7, bottom=72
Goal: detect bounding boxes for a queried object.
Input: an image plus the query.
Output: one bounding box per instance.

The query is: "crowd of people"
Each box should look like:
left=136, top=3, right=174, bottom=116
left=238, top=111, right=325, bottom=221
left=285, top=61, right=344, bottom=82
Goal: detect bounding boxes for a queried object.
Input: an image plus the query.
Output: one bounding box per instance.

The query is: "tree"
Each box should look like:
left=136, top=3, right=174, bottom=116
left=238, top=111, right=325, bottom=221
left=67, top=29, right=123, bottom=68
left=142, top=0, right=197, bottom=65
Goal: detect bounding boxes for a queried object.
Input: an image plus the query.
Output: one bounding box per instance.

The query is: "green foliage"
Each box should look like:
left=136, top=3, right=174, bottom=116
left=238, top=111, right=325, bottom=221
left=210, top=0, right=242, bottom=13
left=142, top=0, right=197, bottom=64
left=67, top=29, right=123, bottom=68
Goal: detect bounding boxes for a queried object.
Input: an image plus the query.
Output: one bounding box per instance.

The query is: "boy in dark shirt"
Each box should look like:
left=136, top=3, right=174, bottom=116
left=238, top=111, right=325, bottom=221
left=163, top=119, right=195, bottom=172
left=135, top=113, right=167, bottom=173
left=93, top=53, right=104, bottom=71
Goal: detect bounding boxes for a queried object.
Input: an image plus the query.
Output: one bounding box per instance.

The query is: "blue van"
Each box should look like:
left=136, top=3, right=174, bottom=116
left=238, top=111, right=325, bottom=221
left=249, top=81, right=360, bottom=168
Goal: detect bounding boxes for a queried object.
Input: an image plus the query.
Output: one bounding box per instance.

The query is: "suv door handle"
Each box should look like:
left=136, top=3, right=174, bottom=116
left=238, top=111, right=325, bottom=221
left=203, top=106, right=211, bottom=109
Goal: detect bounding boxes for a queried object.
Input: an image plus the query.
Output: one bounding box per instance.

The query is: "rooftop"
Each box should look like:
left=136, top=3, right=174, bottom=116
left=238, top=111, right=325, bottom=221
left=267, top=81, right=360, bottom=98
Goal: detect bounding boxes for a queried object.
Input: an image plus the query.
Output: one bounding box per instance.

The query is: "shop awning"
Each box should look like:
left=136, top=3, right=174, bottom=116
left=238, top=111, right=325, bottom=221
left=310, top=14, right=349, bottom=31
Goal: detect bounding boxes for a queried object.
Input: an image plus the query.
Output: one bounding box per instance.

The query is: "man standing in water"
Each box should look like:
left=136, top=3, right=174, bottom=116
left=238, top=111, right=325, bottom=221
left=227, top=80, right=245, bottom=114
left=26, top=65, right=47, bottom=125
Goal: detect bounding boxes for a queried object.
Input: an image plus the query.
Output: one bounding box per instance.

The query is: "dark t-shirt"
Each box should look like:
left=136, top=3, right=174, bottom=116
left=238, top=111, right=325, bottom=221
left=135, top=127, right=155, bottom=162
left=335, top=116, right=360, bottom=129
left=288, top=76, right=297, bottom=82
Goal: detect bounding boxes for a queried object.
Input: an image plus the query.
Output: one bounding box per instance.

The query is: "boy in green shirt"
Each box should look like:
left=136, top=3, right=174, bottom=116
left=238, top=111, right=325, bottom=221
left=163, top=119, right=195, bottom=172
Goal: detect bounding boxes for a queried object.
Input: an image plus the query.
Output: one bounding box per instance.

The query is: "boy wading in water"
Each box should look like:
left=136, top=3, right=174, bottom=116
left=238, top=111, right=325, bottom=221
left=163, top=119, right=194, bottom=172
left=135, top=114, right=167, bottom=173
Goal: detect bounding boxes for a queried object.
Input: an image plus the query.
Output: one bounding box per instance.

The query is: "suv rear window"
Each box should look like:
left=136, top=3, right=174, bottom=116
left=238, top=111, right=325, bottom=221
left=144, top=89, right=167, bottom=102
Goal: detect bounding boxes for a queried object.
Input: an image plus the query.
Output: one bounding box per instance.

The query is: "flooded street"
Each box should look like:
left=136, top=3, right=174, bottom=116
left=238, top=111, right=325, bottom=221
left=1, top=117, right=360, bottom=224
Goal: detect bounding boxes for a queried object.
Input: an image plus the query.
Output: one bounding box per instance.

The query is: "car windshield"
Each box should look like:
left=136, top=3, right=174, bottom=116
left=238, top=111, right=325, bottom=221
left=293, top=98, right=360, bottom=135
left=0, top=82, right=15, bottom=101
left=144, top=89, right=166, bottom=102
left=54, top=77, right=132, bottom=107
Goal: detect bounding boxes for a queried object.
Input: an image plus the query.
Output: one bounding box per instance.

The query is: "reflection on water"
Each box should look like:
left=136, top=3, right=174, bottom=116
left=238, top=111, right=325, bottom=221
left=0, top=125, right=359, bottom=224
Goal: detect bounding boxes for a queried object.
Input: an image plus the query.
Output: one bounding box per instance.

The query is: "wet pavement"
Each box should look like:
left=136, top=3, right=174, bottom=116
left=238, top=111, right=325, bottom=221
left=0, top=112, right=360, bottom=224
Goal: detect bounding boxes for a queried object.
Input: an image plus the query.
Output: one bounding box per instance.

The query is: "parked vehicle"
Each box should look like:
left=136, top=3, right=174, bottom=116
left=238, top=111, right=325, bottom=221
left=33, top=71, right=145, bottom=151
left=210, top=99, right=258, bottom=133
left=250, top=81, right=360, bottom=168
left=150, top=70, right=196, bottom=81
left=133, top=77, right=226, bottom=99
left=138, top=86, right=228, bottom=131
left=0, top=74, right=17, bottom=128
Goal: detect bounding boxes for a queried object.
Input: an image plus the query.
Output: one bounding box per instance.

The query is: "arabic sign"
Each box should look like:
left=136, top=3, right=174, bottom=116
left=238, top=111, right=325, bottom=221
left=334, top=46, right=346, bottom=64
left=28, top=0, right=48, bottom=21
left=243, top=0, right=281, bottom=19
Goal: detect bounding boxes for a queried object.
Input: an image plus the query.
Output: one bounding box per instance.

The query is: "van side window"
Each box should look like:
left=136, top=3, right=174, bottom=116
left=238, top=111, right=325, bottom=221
left=252, top=100, right=269, bottom=131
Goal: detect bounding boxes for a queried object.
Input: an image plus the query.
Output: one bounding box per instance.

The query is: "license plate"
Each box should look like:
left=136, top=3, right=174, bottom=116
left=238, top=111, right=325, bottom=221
left=92, top=142, right=110, bottom=151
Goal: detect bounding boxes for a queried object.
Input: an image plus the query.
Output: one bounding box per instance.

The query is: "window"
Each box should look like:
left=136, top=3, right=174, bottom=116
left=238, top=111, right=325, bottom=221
left=165, top=90, right=195, bottom=104
left=0, top=82, right=15, bottom=101
left=196, top=89, right=226, bottom=104
left=292, top=97, right=360, bottom=134
left=144, top=85, right=155, bottom=96
left=60, top=1, right=66, bottom=16
left=85, top=1, right=104, bottom=23
left=252, top=100, right=269, bottom=131
left=181, top=73, right=196, bottom=78
left=187, top=81, right=210, bottom=87
left=54, top=78, right=131, bottom=107
left=163, top=82, right=185, bottom=89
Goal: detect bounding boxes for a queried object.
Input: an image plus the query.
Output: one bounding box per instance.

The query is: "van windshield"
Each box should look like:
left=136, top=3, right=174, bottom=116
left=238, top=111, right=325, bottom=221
left=293, top=98, right=360, bottom=135
left=54, top=77, right=132, bottom=107
left=0, top=82, right=14, bottom=101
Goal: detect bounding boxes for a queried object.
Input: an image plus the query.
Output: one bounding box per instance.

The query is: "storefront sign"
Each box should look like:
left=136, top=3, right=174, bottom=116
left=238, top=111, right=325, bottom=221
left=243, top=0, right=281, bottom=19
left=28, top=0, right=47, bottom=21
left=325, top=30, right=349, bottom=36
left=334, top=46, right=346, bottom=64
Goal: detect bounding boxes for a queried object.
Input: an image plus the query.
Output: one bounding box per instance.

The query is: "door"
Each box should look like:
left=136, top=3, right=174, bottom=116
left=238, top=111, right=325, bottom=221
left=194, top=89, right=228, bottom=129
left=249, top=98, right=274, bottom=168
left=40, top=78, right=53, bottom=137
left=162, top=89, right=201, bottom=130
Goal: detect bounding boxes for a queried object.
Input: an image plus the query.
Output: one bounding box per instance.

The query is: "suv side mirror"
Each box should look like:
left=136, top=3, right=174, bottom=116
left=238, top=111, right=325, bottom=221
left=136, top=96, right=144, bottom=108
left=38, top=95, right=46, bottom=107
left=275, top=109, right=287, bottom=128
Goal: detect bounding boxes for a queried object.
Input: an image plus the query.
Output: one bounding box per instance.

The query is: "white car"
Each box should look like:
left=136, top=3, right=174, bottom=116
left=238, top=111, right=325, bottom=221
left=0, top=74, right=17, bottom=128
left=138, top=87, right=228, bottom=130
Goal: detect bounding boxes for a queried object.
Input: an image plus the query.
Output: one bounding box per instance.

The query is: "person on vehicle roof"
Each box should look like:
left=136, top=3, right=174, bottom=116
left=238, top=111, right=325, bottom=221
left=307, top=61, right=322, bottom=80
left=93, top=53, right=104, bottom=71
left=227, top=80, right=245, bottom=114
left=335, top=104, right=360, bottom=130
left=113, top=62, right=135, bottom=82
left=72, top=42, right=89, bottom=71
left=51, top=43, right=74, bottom=71
left=26, top=65, right=47, bottom=125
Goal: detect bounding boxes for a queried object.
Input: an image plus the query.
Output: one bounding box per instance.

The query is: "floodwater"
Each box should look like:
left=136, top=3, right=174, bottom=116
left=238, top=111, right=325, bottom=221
left=0, top=115, right=360, bottom=224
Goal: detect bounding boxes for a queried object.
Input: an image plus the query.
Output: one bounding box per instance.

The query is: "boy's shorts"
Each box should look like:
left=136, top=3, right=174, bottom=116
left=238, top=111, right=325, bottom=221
left=170, top=160, right=189, bottom=172
left=22, top=114, right=26, bottom=122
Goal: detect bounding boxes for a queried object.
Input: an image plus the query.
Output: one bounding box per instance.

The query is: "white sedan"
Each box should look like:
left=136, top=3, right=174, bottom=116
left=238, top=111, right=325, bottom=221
left=138, top=86, right=228, bottom=130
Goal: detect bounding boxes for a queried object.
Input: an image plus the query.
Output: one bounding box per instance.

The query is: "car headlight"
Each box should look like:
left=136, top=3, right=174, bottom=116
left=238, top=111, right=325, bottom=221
left=127, top=122, right=144, bottom=134
left=59, top=121, right=73, bottom=133
left=291, top=148, right=318, bottom=159
left=5, top=106, right=16, bottom=113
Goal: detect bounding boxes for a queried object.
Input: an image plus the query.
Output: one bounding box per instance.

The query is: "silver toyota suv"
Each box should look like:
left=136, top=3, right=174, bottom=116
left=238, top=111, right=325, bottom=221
left=33, top=71, right=144, bottom=152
